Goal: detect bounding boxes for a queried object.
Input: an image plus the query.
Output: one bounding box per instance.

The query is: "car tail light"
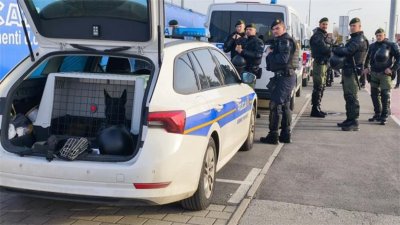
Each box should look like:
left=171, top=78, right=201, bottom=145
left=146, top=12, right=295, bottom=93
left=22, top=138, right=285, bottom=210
left=133, top=182, right=171, bottom=189
left=302, top=52, right=307, bottom=65
left=148, top=111, right=186, bottom=134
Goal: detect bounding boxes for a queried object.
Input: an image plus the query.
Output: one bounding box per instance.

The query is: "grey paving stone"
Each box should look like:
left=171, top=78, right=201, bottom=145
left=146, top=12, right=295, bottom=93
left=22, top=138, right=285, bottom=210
left=0, top=212, right=29, bottom=224
left=71, top=220, right=102, bottom=225
left=206, top=205, right=225, bottom=212
left=93, top=215, right=124, bottom=223
left=19, top=215, right=52, bottom=225
left=163, top=214, right=192, bottom=223
left=139, top=211, right=167, bottom=220
left=117, top=215, right=148, bottom=225
left=70, top=211, right=99, bottom=221
left=213, top=219, right=228, bottom=225
left=187, top=216, right=216, bottom=225
left=43, top=217, right=77, bottom=225
left=206, top=211, right=232, bottom=220
left=182, top=210, right=209, bottom=217
left=222, top=206, right=236, bottom=213
left=143, top=219, right=173, bottom=225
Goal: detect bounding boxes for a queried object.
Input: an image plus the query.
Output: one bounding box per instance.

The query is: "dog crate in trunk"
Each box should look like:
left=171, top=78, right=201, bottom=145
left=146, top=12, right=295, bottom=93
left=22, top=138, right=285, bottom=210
left=27, top=72, right=146, bottom=158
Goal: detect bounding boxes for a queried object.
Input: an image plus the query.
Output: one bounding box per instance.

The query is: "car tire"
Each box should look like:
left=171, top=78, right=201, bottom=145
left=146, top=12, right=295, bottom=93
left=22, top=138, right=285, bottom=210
left=240, top=107, right=255, bottom=151
left=290, top=94, right=295, bottom=111
left=296, top=84, right=302, bottom=97
left=181, top=138, right=217, bottom=210
left=302, top=77, right=308, bottom=87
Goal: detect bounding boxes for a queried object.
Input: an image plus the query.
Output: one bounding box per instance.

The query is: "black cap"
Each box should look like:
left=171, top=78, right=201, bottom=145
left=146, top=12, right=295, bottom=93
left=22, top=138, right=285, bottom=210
left=319, top=17, right=329, bottom=23
left=271, top=19, right=284, bottom=29
left=375, top=28, right=385, bottom=35
left=349, top=17, right=360, bottom=25
left=168, top=19, right=178, bottom=26
left=245, top=23, right=256, bottom=29
left=235, top=20, right=245, bottom=26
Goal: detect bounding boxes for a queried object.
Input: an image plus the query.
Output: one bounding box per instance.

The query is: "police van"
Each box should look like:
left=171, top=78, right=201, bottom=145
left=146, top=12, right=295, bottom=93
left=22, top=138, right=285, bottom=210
left=205, top=2, right=305, bottom=109
left=0, top=0, right=257, bottom=210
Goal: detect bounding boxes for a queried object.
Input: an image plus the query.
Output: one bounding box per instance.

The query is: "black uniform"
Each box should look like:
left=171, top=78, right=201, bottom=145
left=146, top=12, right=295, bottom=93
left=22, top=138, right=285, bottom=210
left=240, top=35, right=264, bottom=78
left=333, top=31, right=369, bottom=130
left=365, top=39, right=400, bottom=123
left=223, top=32, right=246, bottom=59
left=309, top=27, right=332, bottom=117
left=261, top=32, right=298, bottom=144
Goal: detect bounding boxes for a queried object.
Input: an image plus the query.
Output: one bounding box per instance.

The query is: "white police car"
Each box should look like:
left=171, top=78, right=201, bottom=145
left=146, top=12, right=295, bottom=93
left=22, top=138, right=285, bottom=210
left=0, top=0, right=257, bottom=210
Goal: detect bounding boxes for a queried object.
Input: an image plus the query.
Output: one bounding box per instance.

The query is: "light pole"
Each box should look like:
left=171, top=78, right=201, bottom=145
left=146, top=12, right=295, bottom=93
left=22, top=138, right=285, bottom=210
left=347, top=8, right=362, bottom=17
left=308, top=0, right=311, bottom=25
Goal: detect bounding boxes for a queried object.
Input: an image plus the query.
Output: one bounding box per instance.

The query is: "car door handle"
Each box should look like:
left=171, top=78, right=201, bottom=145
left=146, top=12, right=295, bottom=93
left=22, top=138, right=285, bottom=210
left=214, top=104, right=224, bottom=112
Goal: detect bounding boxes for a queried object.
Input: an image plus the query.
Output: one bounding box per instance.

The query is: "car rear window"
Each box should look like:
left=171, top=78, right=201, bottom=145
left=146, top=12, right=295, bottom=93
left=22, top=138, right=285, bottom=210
left=24, top=0, right=150, bottom=41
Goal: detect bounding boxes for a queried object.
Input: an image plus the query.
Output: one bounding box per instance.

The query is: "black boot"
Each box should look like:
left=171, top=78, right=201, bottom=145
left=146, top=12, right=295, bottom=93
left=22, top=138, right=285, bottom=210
left=369, top=87, right=382, bottom=122
left=341, top=120, right=359, bottom=131
left=279, top=132, right=291, bottom=143
left=310, top=88, right=325, bottom=118
left=337, top=119, right=352, bottom=127
left=260, top=132, right=279, bottom=144
left=310, top=106, right=326, bottom=118
left=380, top=89, right=391, bottom=125
left=368, top=114, right=381, bottom=122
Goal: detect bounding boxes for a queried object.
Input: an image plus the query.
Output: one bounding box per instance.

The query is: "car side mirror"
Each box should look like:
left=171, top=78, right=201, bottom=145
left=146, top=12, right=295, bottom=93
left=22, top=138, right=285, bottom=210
left=241, top=72, right=256, bottom=84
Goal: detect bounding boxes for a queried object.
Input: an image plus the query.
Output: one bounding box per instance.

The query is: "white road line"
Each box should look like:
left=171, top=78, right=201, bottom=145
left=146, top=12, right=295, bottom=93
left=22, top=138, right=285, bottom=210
left=216, top=178, right=253, bottom=185
left=227, top=168, right=262, bottom=204
left=391, top=115, right=400, bottom=126
left=228, top=95, right=312, bottom=225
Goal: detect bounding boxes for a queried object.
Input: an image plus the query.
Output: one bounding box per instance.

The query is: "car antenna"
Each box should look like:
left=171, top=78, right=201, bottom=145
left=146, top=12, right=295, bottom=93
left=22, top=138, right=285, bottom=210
left=17, top=2, right=35, bottom=62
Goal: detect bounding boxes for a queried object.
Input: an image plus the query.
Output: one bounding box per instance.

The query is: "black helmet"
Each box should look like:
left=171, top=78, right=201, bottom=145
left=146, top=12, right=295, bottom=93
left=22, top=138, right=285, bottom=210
left=329, top=54, right=345, bottom=70
left=232, top=55, right=246, bottom=68
left=97, top=126, right=133, bottom=155
left=374, top=46, right=390, bottom=68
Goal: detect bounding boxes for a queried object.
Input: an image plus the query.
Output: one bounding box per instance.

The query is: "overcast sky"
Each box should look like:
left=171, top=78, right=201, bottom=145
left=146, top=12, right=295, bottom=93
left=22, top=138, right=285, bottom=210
left=169, top=0, right=400, bottom=40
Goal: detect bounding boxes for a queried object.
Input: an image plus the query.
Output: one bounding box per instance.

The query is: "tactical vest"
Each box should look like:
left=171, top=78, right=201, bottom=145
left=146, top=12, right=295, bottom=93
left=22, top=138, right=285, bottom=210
left=344, top=32, right=369, bottom=68
left=268, top=34, right=298, bottom=72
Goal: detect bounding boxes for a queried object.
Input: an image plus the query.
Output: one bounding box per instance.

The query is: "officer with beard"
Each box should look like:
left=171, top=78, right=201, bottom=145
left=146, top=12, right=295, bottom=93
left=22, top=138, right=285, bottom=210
left=223, top=20, right=246, bottom=60
left=310, top=17, right=332, bottom=118
left=260, top=19, right=298, bottom=144
left=235, top=23, right=264, bottom=79
left=363, top=28, right=400, bottom=125
left=333, top=18, right=369, bottom=131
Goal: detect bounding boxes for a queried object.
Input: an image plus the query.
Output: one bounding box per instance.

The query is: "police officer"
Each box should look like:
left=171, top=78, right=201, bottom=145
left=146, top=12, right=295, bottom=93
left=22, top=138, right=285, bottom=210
left=363, top=28, right=400, bottom=125
left=260, top=19, right=298, bottom=144
left=333, top=18, right=369, bottom=131
left=223, top=20, right=246, bottom=60
left=235, top=23, right=264, bottom=79
left=310, top=17, right=332, bottom=118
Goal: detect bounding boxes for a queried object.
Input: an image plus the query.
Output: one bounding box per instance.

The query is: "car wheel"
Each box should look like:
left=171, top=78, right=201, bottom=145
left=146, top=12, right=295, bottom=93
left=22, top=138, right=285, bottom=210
left=181, top=138, right=216, bottom=210
left=296, top=84, right=302, bottom=97
left=302, top=77, right=308, bottom=87
left=290, top=94, right=295, bottom=111
left=240, top=107, right=255, bottom=151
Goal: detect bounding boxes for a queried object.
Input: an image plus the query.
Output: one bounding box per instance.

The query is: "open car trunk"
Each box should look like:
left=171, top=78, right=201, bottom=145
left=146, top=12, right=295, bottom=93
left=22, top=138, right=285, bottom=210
left=3, top=54, right=153, bottom=162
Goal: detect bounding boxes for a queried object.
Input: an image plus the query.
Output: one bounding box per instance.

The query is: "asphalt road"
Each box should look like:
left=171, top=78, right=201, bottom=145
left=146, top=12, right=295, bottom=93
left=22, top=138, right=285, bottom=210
left=239, top=78, right=400, bottom=225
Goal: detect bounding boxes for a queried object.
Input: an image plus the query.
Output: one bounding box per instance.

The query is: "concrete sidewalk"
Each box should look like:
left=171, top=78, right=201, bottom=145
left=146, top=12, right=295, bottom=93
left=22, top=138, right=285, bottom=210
left=238, top=80, right=400, bottom=225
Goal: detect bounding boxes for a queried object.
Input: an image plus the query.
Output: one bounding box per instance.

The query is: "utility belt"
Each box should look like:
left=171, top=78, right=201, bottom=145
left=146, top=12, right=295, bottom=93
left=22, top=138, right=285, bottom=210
left=275, top=69, right=293, bottom=77
left=343, top=66, right=362, bottom=77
